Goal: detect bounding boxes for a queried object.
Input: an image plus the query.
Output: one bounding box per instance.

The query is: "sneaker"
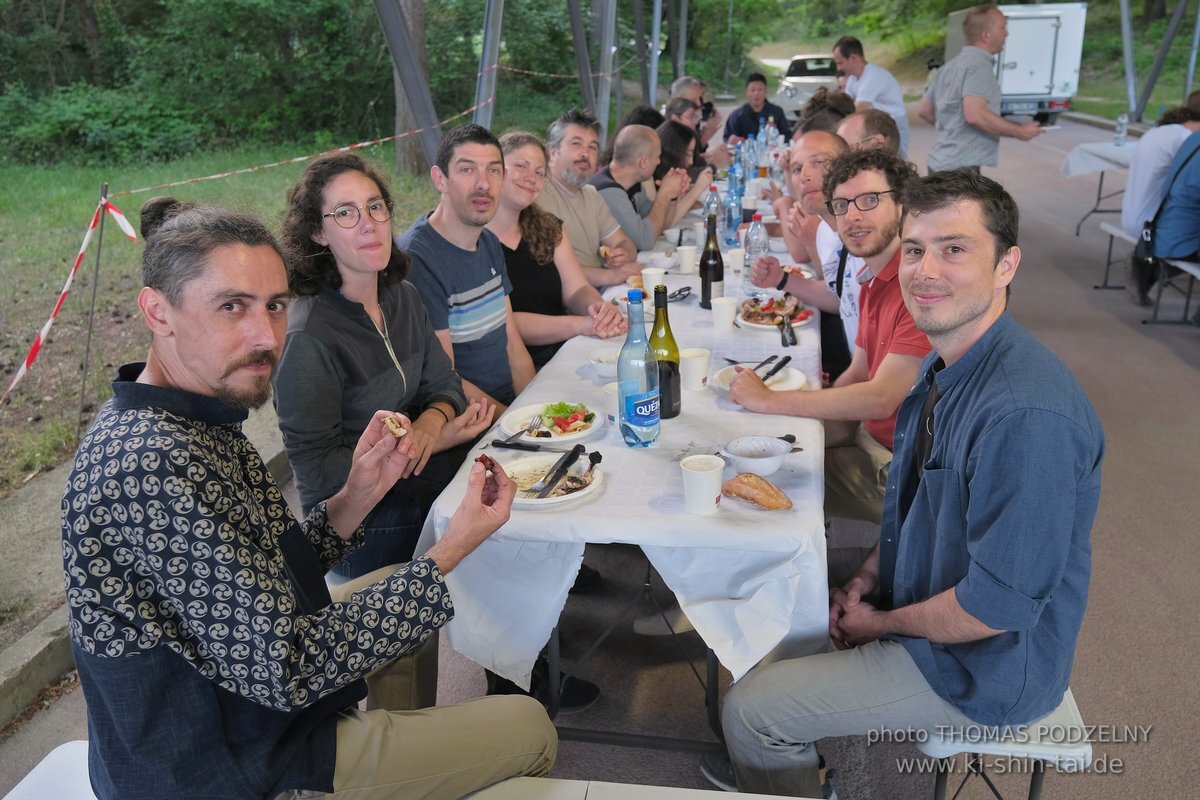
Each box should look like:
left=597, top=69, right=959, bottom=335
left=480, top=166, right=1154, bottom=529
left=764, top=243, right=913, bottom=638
left=822, top=767, right=838, bottom=800
left=633, top=604, right=696, bottom=636
left=486, top=658, right=601, bottom=715
left=568, top=563, right=603, bottom=594
left=699, top=751, right=737, bottom=792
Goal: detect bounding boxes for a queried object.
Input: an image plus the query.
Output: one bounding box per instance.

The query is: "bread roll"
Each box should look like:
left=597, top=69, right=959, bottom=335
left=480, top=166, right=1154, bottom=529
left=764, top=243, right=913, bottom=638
left=628, top=274, right=644, bottom=290
left=383, top=416, right=408, bottom=438
left=722, top=473, right=792, bottom=510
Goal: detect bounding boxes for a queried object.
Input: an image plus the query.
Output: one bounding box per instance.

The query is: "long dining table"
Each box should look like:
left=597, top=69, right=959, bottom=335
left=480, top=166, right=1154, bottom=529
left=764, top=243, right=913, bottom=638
left=414, top=246, right=831, bottom=692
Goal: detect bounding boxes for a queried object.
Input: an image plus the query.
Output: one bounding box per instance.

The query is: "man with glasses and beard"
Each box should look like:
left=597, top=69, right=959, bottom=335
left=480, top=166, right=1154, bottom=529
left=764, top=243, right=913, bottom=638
left=536, top=108, right=641, bottom=288
left=62, top=197, right=557, bottom=800
left=729, top=149, right=931, bottom=530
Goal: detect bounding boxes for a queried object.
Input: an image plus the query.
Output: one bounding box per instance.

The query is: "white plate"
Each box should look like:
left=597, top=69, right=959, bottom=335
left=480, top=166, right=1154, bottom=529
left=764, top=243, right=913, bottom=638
left=735, top=311, right=815, bottom=331
left=710, top=365, right=807, bottom=392
left=501, top=453, right=605, bottom=509
left=498, top=403, right=604, bottom=443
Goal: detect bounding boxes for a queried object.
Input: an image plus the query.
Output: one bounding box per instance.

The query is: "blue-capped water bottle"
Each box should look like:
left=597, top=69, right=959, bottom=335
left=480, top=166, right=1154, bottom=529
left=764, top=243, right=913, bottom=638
left=728, top=142, right=744, bottom=200
left=723, top=187, right=742, bottom=248
left=617, top=290, right=660, bottom=447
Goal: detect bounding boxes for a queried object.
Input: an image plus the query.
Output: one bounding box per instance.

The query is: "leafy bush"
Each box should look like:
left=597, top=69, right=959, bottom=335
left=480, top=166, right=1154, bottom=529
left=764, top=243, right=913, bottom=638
left=0, top=82, right=202, bottom=165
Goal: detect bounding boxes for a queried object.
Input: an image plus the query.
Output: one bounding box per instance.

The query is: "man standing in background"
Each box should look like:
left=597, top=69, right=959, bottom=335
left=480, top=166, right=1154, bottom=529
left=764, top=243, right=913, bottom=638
left=832, top=36, right=910, bottom=157
left=917, top=3, right=1042, bottom=172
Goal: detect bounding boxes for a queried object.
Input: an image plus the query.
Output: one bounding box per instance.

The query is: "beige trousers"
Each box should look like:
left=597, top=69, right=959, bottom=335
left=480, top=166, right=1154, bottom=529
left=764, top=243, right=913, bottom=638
left=823, top=420, right=892, bottom=526
left=279, top=566, right=559, bottom=799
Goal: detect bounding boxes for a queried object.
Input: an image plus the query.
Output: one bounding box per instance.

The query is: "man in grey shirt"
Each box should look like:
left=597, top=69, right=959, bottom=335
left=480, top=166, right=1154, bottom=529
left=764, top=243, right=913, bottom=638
left=587, top=125, right=690, bottom=251
left=917, top=3, right=1041, bottom=172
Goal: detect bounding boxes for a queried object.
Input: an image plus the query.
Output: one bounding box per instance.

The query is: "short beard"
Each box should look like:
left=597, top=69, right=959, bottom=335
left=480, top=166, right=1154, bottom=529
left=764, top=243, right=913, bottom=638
left=216, top=350, right=276, bottom=410
left=562, top=169, right=589, bottom=188
left=850, top=217, right=901, bottom=260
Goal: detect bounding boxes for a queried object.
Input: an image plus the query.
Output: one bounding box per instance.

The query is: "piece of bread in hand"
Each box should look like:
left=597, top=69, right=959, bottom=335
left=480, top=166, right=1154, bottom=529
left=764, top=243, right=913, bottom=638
left=721, top=473, right=792, bottom=510
left=628, top=274, right=644, bottom=290
left=383, top=416, right=408, bottom=439
left=599, top=245, right=611, bottom=261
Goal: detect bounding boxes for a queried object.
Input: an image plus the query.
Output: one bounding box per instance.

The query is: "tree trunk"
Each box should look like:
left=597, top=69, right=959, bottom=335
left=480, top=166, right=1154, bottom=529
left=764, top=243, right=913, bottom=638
left=393, top=0, right=429, bottom=176
left=75, top=0, right=102, bottom=81
left=1143, top=0, right=1167, bottom=23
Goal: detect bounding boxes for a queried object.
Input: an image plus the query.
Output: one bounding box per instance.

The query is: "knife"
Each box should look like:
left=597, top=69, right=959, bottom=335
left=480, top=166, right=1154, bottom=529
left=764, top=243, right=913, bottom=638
left=782, top=313, right=798, bottom=346
left=777, top=319, right=791, bottom=348
left=537, top=441, right=588, bottom=496
left=490, top=439, right=541, bottom=451
left=751, top=355, right=778, bottom=373
left=761, top=355, right=792, bottom=383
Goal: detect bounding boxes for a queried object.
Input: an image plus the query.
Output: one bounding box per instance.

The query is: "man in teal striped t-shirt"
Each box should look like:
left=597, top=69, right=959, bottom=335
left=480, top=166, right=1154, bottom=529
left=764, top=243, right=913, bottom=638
left=401, top=124, right=535, bottom=411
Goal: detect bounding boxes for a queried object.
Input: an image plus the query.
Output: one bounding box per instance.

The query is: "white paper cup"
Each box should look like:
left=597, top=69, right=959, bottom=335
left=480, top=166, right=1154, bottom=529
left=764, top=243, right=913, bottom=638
left=711, top=296, right=737, bottom=331
left=680, top=347, right=710, bottom=391
left=691, top=221, right=706, bottom=246
left=677, top=245, right=698, bottom=274
left=724, top=246, right=745, bottom=275
left=641, top=267, right=666, bottom=290
left=680, top=454, right=725, bottom=515
left=603, top=381, right=620, bottom=424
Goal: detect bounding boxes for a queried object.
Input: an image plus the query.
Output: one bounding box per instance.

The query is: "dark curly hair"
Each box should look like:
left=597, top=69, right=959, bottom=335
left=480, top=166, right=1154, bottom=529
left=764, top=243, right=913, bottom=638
left=499, top=130, right=563, bottom=265
left=281, top=153, right=409, bottom=297
left=797, top=88, right=856, bottom=134
left=823, top=148, right=919, bottom=209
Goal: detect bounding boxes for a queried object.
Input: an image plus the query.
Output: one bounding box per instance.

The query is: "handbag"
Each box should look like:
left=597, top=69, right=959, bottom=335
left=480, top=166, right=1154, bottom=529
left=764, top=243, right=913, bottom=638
left=1135, top=141, right=1200, bottom=265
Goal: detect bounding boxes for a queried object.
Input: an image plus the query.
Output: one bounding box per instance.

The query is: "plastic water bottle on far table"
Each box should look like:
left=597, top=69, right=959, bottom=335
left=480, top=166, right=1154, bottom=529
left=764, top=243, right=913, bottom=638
left=617, top=289, right=660, bottom=448
left=702, top=185, right=722, bottom=221
left=769, top=152, right=785, bottom=187
left=1114, top=113, right=1129, bottom=147
left=723, top=188, right=742, bottom=248
left=728, top=142, right=744, bottom=199
left=743, top=213, right=769, bottom=297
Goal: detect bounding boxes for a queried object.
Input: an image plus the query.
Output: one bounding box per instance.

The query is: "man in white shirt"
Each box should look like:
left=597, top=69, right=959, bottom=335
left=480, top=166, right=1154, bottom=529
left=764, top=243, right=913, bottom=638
left=833, top=36, right=910, bottom=157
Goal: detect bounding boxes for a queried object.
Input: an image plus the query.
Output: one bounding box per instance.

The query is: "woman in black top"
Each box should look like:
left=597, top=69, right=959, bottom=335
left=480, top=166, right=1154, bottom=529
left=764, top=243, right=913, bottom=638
left=647, top=121, right=713, bottom=228
left=486, top=131, right=625, bottom=369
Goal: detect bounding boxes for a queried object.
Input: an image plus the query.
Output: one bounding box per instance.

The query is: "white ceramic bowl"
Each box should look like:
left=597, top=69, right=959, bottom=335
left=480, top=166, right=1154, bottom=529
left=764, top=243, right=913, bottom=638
left=768, top=237, right=788, bottom=253
left=649, top=250, right=674, bottom=269
left=719, top=436, right=791, bottom=476
left=589, top=349, right=619, bottom=379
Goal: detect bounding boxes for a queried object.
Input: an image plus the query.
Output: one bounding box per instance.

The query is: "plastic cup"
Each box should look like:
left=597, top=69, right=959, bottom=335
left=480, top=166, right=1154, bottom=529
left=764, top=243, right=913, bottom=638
left=641, top=267, right=666, bottom=290
left=680, top=454, right=725, bottom=515
left=677, top=245, right=698, bottom=274
left=680, top=347, right=710, bottom=391
left=691, top=221, right=706, bottom=246
left=711, top=296, right=737, bottom=331
left=724, top=246, right=745, bottom=276
left=603, top=381, right=620, bottom=424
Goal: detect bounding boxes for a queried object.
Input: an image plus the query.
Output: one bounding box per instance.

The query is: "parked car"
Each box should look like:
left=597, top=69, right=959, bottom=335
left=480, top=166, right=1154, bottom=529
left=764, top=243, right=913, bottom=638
left=771, top=55, right=839, bottom=118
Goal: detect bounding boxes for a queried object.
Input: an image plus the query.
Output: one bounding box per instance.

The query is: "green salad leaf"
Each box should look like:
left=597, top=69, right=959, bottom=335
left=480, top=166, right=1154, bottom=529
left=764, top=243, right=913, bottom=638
left=541, top=402, right=595, bottom=424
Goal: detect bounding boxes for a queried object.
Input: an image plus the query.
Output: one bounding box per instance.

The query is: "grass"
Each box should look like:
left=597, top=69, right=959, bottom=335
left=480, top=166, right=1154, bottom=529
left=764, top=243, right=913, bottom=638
left=0, top=140, right=437, bottom=498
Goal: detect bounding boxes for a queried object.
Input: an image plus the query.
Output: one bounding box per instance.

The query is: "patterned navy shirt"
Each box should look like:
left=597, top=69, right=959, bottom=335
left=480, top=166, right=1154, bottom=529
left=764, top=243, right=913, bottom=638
left=62, top=364, right=454, bottom=799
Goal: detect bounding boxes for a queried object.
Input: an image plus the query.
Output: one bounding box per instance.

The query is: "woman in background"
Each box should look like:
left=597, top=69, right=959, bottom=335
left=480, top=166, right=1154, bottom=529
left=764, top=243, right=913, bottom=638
left=647, top=121, right=713, bottom=227
left=487, top=130, right=625, bottom=369
left=276, top=153, right=494, bottom=579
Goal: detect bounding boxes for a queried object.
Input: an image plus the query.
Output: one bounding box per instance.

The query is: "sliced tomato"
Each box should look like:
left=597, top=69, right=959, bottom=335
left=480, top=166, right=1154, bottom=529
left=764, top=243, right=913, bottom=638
left=794, top=308, right=814, bottom=322
left=567, top=410, right=585, bottom=425
left=761, top=297, right=776, bottom=312
left=552, top=416, right=571, bottom=432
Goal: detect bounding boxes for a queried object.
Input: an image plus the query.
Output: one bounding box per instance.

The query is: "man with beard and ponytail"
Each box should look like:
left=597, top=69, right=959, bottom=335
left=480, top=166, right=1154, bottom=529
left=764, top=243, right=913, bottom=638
left=62, top=197, right=557, bottom=799
left=536, top=108, right=641, bottom=288
left=729, top=149, right=931, bottom=530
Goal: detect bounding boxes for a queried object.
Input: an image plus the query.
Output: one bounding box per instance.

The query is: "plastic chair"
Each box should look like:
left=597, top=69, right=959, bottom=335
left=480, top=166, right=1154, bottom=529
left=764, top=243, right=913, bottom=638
left=916, top=689, right=1091, bottom=800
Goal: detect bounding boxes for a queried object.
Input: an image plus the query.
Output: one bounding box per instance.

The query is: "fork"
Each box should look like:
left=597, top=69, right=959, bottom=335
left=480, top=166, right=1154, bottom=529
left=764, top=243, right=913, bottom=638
left=501, top=414, right=543, bottom=444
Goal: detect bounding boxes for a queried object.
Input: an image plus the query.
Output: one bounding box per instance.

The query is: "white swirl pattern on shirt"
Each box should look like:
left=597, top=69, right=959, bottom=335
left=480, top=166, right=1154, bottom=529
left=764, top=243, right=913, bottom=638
left=62, top=404, right=453, bottom=712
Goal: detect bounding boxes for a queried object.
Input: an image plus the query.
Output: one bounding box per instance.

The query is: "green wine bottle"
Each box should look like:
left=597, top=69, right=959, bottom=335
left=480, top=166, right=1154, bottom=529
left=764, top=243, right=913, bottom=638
left=650, top=284, right=681, bottom=419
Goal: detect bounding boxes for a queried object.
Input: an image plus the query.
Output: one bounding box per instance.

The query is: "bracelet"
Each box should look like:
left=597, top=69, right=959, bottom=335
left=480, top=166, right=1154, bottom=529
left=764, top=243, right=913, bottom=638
left=776, top=271, right=790, bottom=291
left=425, top=405, right=452, bottom=424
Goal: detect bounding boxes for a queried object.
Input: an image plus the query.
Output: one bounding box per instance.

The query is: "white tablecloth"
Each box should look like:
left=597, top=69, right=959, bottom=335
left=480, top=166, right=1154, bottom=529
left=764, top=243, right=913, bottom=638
left=1060, top=140, right=1137, bottom=178
left=416, top=264, right=830, bottom=687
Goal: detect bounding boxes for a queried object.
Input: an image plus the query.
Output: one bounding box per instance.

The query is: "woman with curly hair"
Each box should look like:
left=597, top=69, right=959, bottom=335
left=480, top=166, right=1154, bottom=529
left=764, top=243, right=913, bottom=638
left=275, top=153, right=495, bottom=579
left=486, top=131, right=625, bottom=369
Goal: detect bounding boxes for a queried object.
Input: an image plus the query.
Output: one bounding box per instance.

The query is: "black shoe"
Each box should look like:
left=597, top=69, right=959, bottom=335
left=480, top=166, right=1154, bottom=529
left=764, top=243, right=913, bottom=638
left=485, top=657, right=601, bottom=715
left=699, top=751, right=737, bottom=792
left=568, top=563, right=603, bottom=594
left=1125, top=257, right=1153, bottom=307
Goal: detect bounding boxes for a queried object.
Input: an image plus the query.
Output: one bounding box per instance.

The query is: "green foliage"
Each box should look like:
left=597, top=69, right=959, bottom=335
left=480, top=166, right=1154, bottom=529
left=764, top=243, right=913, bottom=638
left=681, top=0, right=788, bottom=93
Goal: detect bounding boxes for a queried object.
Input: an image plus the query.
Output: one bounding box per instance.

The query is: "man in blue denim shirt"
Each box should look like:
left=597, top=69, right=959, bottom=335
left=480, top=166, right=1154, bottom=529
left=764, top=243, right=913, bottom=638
left=717, top=170, right=1104, bottom=797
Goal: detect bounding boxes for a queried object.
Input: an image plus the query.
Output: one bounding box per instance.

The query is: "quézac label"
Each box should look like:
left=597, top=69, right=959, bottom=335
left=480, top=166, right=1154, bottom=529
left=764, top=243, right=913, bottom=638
left=623, top=390, right=660, bottom=427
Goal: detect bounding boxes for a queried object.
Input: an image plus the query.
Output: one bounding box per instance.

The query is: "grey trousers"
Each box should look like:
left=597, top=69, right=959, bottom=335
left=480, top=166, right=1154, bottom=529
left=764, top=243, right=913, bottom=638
left=722, top=640, right=976, bottom=797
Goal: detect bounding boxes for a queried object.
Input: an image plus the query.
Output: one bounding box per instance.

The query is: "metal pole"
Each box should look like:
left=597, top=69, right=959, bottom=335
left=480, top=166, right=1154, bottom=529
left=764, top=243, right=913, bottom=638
left=596, top=0, right=617, bottom=147
left=473, top=0, right=504, bottom=129
left=632, top=0, right=650, bottom=103
left=372, top=0, right=442, bottom=168
left=1119, top=0, right=1137, bottom=114
left=649, top=0, right=662, bottom=105
left=1135, top=0, right=1190, bottom=122
left=76, top=184, right=107, bottom=438
left=567, top=0, right=598, bottom=116
left=677, top=0, right=689, bottom=79
left=1186, top=0, right=1200, bottom=99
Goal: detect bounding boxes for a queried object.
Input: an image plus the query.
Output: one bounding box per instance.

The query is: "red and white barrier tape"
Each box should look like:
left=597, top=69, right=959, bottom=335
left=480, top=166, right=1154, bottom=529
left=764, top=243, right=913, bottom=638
left=1, top=200, right=137, bottom=406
